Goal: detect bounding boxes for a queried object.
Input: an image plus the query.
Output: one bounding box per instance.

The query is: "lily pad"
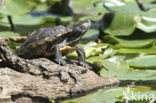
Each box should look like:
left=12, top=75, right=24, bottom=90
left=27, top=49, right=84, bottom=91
left=113, top=36, right=154, bottom=48
left=1, top=15, right=44, bottom=25
left=119, top=48, right=156, bottom=54
left=136, top=15, right=156, bottom=33
left=99, top=56, right=156, bottom=80
left=67, top=43, right=108, bottom=59
left=60, top=86, right=156, bottom=103
left=0, top=0, right=33, bottom=15
left=97, top=1, right=156, bottom=36
left=127, top=55, right=156, bottom=69
left=0, top=31, right=19, bottom=37
left=60, top=88, right=124, bottom=103
left=103, top=34, right=155, bottom=49
left=104, top=12, right=136, bottom=36
left=72, top=0, right=99, bottom=15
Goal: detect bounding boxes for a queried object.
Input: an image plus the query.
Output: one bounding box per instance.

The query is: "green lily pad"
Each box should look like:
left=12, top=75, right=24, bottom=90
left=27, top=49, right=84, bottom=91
left=0, top=31, right=19, bottom=37
left=97, top=1, right=156, bottom=36
left=59, top=16, right=73, bottom=25
left=113, top=36, right=154, bottom=48
left=1, top=15, right=44, bottom=25
left=121, top=0, right=135, bottom=2
left=136, top=15, right=156, bottom=33
left=86, top=55, right=108, bottom=64
left=67, top=43, right=108, bottom=59
left=0, top=0, right=33, bottom=15
left=60, top=88, right=124, bottom=103
left=104, top=12, right=136, bottom=36
left=119, top=48, right=156, bottom=54
left=119, top=39, right=154, bottom=48
left=95, top=0, right=125, bottom=14
left=72, top=0, right=98, bottom=15
left=60, top=86, right=156, bottom=103
left=99, top=56, right=156, bottom=80
left=103, top=34, right=155, bottom=49
left=127, top=55, right=156, bottom=69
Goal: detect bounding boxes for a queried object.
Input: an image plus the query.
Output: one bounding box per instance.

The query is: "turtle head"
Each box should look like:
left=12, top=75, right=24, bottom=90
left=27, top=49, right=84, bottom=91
left=77, top=19, right=91, bottom=34
left=67, top=19, right=91, bottom=43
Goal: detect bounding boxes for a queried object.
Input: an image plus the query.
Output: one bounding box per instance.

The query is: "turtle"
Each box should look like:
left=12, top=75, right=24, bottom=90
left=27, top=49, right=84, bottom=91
left=16, top=19, right=91, bottom=67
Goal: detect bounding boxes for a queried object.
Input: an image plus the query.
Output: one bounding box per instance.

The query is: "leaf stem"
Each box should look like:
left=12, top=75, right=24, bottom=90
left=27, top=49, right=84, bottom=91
left=7, top=15, right=15, bottom=31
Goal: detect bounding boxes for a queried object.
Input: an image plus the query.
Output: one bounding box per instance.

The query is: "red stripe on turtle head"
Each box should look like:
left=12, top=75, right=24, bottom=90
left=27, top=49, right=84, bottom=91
left=79, top=23, right=84, bottom=27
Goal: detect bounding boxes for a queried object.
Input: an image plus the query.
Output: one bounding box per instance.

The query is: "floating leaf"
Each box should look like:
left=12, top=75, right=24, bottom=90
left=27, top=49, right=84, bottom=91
left=67, top=43, right=108, bottom=59
left=60, top=86, right=156, bottom=103
left=0, top=31, right=19, bottom=37
left=1, top=15, right=44, bottom=25
left=103, top=12, right=136, bottom=36
left=60, top=88, right=124, bottom=103
left=119, top=48, right=156, bottom=54
left=127, top=55, right=156, bottom=69
left=97, top=1, right=156, bottom=36
left=100, top=56, right=156, bottom=80
left=0, top=0, right=33, bottom=15
left=72, top=0, right=98, bottom=15
left=113, top=36, right=154, bottom=48
left=136, top=15, right=156, bottom=33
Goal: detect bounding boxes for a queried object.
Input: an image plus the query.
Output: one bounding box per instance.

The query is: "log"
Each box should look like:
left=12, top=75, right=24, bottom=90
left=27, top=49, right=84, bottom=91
left=0, top=39, right=119, bottom=103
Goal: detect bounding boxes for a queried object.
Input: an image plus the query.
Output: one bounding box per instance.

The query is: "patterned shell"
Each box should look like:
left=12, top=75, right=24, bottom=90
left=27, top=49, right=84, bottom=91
left=16, top=25, right=72, bottom=58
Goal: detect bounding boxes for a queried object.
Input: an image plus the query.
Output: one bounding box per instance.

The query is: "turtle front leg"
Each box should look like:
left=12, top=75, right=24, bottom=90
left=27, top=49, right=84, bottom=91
left=55, top=44, right=67, bottom=65
left=75, top=44, right=89, bottom=68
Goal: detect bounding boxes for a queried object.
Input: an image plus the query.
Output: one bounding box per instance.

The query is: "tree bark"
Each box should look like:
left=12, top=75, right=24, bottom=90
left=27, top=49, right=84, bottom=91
left=0, top=39, right=119, bottom=103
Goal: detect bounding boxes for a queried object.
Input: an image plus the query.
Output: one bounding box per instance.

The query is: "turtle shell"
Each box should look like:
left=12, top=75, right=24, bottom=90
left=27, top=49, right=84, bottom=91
left=16, top=25, right=72, bottom=58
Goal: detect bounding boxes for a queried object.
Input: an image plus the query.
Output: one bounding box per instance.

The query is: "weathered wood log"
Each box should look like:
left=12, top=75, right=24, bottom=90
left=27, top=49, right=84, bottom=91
left=0, top=39, right=119, bottom=103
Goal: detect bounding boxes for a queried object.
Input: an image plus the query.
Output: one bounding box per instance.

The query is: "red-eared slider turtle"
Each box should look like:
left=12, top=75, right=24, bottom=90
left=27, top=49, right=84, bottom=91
left=16, top=19, right=91, bottom=67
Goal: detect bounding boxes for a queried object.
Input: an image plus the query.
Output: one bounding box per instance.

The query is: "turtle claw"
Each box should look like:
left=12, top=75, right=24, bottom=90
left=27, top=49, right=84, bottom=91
left=55, top=58, right=67, bottom=66
left=79, top=62, right=89, bottom=68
